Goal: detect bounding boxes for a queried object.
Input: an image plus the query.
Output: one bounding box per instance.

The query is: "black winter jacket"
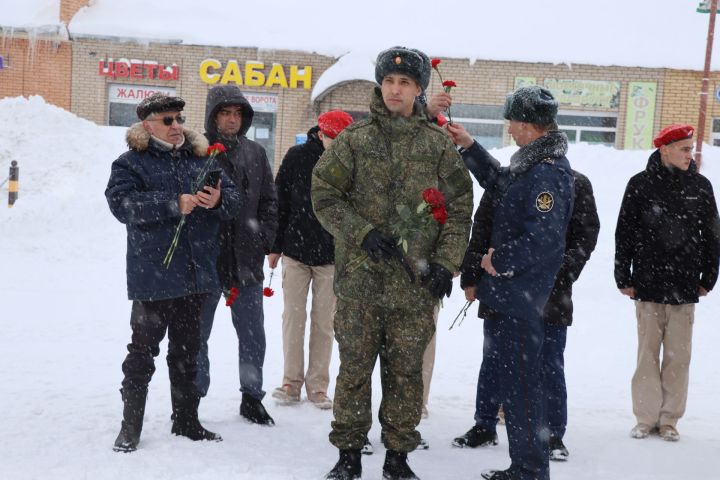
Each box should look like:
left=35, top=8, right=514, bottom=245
left=106, top=124, right=242, bottom=301
left=614, top=151, right=720, bottom=304
left=461, top=170, right=599, bottom=326
left=204, top=85, right=278, bottom=287
left=271, top=127, right=335, bottom=266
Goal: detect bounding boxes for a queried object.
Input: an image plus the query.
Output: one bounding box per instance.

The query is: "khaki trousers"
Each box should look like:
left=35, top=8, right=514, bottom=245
left=421, top=306, right=439, bottom=408
left=280, top=255, right=336, bottom=395
left=632, top=301, right=694, bottom=428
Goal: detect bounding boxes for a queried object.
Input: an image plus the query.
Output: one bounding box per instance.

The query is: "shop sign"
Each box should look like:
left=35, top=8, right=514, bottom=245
left=109, top=84, right=177, bottom=104
left=514, top=77, right=537, bottom=89
left=99, top=59, right=179, bottom=81
left=243, top=93, right=278, bottom=113
left=199, top=60, right=312, bottom=89
left=624, top=82, right=657, bottom=150
left=544, top=78, right=621, bottom=109
left=0, top=55, right=4, bottom=70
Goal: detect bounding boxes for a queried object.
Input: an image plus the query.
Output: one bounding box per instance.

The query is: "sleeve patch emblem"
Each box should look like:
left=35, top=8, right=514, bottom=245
left=536, top=192, right=554, bottom=212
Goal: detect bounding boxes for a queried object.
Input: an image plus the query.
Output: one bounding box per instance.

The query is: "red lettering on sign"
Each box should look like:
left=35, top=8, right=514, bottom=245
left=130, top=63, right=143, bottom=79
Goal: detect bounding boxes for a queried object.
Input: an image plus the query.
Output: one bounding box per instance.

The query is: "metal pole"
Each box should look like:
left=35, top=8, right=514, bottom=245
left=696, top=0, right=719, bottom=169
left=8, top=160, right=18, bottom=207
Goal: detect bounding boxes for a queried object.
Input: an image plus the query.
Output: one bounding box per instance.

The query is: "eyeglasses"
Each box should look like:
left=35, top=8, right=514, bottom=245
left=148, top=115, right=186, bottom=126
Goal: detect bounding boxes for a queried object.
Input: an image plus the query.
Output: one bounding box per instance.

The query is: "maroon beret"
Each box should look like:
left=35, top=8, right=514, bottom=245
left=318, top=110, right=354, bottom=139
left=653, top=124, right=694, bottom=148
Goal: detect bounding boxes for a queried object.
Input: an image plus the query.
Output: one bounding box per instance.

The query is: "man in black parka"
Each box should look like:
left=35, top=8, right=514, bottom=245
left=615, top=124, right=719, bottom=442
left=197, top=84, right=279, bottom=425
left=453, top=170, right=599, bottom=464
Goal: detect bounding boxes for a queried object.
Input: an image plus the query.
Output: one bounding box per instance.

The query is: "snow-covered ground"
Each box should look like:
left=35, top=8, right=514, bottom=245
left=1, top=96, right=719, bottom=479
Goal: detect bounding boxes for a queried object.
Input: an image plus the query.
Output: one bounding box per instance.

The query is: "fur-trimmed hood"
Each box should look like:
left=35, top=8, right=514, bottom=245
left=125, top=122, right=209, bottom=156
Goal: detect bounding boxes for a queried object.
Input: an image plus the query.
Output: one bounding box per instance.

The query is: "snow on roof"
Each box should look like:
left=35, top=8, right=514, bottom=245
left=67, top=0, right=720, bottom=71
left=0, top=0, right=60, bottom=29
left=311, top=50, right=377, bottom=102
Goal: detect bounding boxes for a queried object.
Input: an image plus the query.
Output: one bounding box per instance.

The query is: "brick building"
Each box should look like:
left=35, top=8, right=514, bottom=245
left=4, top=0, right=720, bottom=170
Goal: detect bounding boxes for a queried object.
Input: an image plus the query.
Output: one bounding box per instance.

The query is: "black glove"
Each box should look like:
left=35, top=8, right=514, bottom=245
left=360, top=229, right=416, bottom=284
left=423, top=263, right=453, bottom=299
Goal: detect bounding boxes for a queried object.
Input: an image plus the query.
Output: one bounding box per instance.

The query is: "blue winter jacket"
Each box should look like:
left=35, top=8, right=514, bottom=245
left=106, top=124, right=243, bottom=301
left=461, top=133, right=575, bottom=319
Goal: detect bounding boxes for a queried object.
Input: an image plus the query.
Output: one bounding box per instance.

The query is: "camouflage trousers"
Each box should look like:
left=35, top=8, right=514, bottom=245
left=329, top=298, right=435, bottom=453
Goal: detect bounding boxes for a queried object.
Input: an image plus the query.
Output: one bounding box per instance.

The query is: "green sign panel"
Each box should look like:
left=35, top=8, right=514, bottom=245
left=514, top=77, right=536, bottom=89
left=544, top=78, right=621, bottom=109
left=624, top=82, right=657, bottom=150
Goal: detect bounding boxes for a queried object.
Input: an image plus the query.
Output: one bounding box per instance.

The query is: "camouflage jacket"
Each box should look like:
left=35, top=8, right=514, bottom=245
left=312, top=88, right=473, bottom=308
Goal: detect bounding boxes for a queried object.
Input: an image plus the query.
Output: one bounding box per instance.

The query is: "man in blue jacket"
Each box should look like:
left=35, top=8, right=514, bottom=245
left=106, top=93, right=242, bottom=453
left=447, top=86, right=575, bottom=480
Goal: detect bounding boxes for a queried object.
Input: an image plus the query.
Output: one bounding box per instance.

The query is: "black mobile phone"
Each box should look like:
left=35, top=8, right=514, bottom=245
left=204, top=169, right=222, bottom=188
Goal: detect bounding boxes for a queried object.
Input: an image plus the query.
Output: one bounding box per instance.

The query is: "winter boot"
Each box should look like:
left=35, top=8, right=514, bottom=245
left=170, top=388, right=222, bottom=442
left=452, top=425, right=499, bottom=448
left=481, top=469, right=516, bottom=480
left=240, top=393, right=275, bottom=426
left=113, top=388, right=147, bottom=453
left=361, top=436, right=374, bottom=455
left=325, top=449, right=362, bottom=480
left=549, top=435, right=569, bottom=461
left=382, top=450, right=420, bottom=480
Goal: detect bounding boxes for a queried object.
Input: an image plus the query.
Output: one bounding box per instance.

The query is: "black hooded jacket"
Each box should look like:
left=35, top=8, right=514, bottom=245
left=614, top=151, right=720, bottom=304
left=461, top=170, right=600, bottom=326
left=271, top=126, right=335, bottom=266
left=204, top=85, right=278, bottom=287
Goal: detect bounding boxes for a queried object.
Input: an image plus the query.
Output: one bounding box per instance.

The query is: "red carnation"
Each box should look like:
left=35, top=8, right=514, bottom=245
left=225, top=287, right=239, bottom=306
left=442, top=80, right=457, bottom=88
left=436, top=113, right=448, bottom=128
left=263, top=287, right=275, bottom=297
left=207, top=142, right=226, bottom=155
left=432, top=206, right=448, bottom=225
left=422, top=187, right=445, bottom=209
left=431, top=58, right=441, bottom=69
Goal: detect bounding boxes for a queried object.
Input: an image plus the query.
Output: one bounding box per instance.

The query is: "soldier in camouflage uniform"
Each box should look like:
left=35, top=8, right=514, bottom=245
left=312, top=46, right=473, bottom=480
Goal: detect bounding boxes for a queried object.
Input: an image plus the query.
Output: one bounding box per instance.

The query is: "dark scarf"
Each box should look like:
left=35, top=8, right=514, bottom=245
left=509, top=130, right=568, bottom=178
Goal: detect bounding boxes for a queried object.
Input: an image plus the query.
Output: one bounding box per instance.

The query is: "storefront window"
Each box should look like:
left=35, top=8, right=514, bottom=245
left=557, top=111, right=617, bottom=146
left=712, top=118, right=720, bottom=146
left=243, top=92, right=277, bottom=163
left=107, top=84, right=177, bottom=127
left=453, top=105, right=504, bottom=149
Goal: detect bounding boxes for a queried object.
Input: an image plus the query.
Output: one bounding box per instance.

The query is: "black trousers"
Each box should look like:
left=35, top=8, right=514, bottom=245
left=121, top=294, right=207, bottom=395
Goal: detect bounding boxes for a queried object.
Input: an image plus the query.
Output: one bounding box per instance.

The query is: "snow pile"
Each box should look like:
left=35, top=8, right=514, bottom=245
left=1, top=97, right=719, bottom=479
left=1, top=0, right=60, bottom=28
left=68, top=0, right=719, bottom=70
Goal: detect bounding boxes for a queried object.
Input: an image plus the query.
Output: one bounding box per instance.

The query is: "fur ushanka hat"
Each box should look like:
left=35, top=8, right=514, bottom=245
left=503, top=86, right=558, bottom=126
left=375, top=46, right=431, bottom=90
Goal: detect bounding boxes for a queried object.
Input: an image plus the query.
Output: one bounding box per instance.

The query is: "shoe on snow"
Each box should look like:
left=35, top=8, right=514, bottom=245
left=659, top=425, right=680, bottom=442
left=361, top=437, right=374, bottom=455
left=171, top=417, right=222, bottom=442
left=113, top=422, right=140, bottom=452
left=630, top=423, right=654, bottom=439
left=325, top=449, right=362, bottom=480
left=382, top=450, right=420, bottom=480
left=549, top=435, right=569, bottom=461
left=240, top=394, right=275, bottom=426
left=481, top=469, right=515, bottom=480
left=452, top=425, right=498, bottom=448
left=271, top=385, right=301, bottom=405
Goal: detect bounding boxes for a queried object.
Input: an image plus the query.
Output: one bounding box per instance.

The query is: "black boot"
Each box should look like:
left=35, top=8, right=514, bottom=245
left=325, top=449, right=362, bottom=480
left=113, top=388, right=147, bottom=452
left=170, top=387, right=222, bottom=442
left=383, top=450, right=420, bottom=480
left=239, top=393, right=275, bottom=426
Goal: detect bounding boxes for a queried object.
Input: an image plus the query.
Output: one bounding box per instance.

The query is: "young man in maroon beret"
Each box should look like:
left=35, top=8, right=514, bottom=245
left=615, top=124, right=720, bottom=442
left=269, top=110, right=353, bottom=410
